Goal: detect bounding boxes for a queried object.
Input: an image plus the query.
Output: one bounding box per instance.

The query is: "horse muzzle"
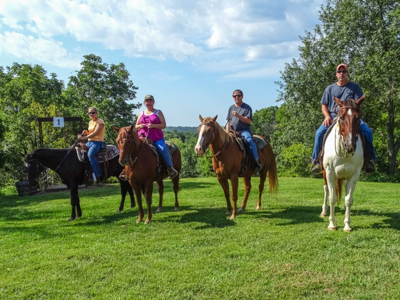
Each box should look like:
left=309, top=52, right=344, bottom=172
left=194, top=144, right=205, bottom=156
left=118, top=159, right=129, bottom=166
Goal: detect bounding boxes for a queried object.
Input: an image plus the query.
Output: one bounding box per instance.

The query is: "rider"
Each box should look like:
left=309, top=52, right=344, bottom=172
left=311, top=63, right=376, bottom=174
left=78, top=107, right=105, bottom=182
left=226, top=89, right=261, bottom=172
left=136, top=94, right=178, bottom=179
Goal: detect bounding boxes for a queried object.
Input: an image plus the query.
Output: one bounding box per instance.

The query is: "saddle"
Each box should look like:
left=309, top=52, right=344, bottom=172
left=229, top=128, right=268, bottom=174
left=75, top=144, right=120, bottom=183
left=317, top=119, right=370, bottom=171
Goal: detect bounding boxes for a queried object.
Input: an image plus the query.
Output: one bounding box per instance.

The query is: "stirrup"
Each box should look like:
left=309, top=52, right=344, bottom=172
left=311, top=162, right=322, bottom=174
left=167, top=167, right=179, bottom=179
left=365, top=160, right=375, bottom=174
left=119, top=170, right=129, bottom=181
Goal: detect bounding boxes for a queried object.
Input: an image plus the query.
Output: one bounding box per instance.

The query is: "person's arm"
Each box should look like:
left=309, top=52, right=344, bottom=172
left=225, top=121, right=230, bottom=132
left=135, top=112, right=145, bottom=130
left=322, top=104, right=333, bottom=127
left=78, top=123, right=104, bottom=140
left=231, top=111, right=252, bottom=124
left=148, top=110, right=166, bottom=129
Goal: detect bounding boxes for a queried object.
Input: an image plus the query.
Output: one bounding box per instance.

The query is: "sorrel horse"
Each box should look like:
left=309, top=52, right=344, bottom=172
left=24, top=147, right=135, bottom=221
left=114, top=125, right=181, bottom=224
left=322, top=95, right=365, bottom=231
left=195, top=115, right=278, bottom=220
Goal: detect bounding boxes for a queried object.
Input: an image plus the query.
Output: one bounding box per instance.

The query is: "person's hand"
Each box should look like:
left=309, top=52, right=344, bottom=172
left=77, top=134, right=83, bottom=140
left=140, top=124, right=146, bottom=129
left=82, top=130, right=89, bottom=135
left=148, top=123, right=154, bottom=129
left=322, top=116, right=333, bottom=127
left=232, top=111, right=238, bottom=117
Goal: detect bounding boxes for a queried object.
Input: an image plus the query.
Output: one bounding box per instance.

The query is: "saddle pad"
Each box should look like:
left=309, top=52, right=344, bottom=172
left=75, top=145, right=119, bottom=163
left=253, top=135, right=268, bottom=150
left=165, top=141, right=178, bottom=154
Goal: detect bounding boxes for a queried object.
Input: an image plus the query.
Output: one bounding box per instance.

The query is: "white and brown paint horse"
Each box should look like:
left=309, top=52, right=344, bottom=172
left=322, top=95, right=365, bottom=231
left=195, top=115, right=278, bottom=220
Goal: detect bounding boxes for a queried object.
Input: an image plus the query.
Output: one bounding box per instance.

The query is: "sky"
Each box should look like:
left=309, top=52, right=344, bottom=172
left=0, top=0, right=325, bottom=127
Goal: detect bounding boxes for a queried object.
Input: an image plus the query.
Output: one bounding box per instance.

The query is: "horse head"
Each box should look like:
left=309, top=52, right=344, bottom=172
left=24, top=152, right=43, bottom=188
left=335, top=95, right=365, bottom=155
left=195, top=115, right=219, bottom=156
left=114, top=124, right=141, bottom=166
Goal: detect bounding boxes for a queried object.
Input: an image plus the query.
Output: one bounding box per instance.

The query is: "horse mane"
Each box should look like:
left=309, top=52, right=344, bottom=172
left=340, top=99, right=360, bottom=110
left=201, top=117, right=231, bottom=145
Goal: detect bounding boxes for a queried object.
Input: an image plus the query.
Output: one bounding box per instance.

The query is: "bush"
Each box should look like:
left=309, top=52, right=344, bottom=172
left=277, top=143, right=312, bottom=177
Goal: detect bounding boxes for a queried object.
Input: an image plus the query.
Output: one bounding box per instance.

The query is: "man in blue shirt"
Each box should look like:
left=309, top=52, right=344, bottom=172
left=311, top=64, right=376, bottom=174
left=226, top=89, right=261, bottom=172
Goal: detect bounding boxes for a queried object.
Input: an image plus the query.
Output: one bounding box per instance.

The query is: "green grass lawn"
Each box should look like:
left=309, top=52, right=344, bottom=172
left=1, top=177, right=400, bottom=299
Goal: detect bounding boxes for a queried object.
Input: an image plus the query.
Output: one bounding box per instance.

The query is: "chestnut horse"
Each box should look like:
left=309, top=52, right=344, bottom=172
left=195, top=115, right=278, bottom=220
left=113, top=125, right=181, bottom=224
left=323, top=95, right=365, bottom=231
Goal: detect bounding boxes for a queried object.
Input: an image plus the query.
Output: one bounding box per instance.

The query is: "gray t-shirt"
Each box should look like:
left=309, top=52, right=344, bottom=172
left=321, top=82, right=363, bottom=119
left=226, top=102, right=252, bottom=131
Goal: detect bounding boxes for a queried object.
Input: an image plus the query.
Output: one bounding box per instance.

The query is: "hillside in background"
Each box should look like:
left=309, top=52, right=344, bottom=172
left=165, top=126, right=198, bottom=133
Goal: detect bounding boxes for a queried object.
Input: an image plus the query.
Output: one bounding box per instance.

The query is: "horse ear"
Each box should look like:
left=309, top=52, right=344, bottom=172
left=334, top=96, right=343, bottom=107
left=130, top=123, right=135, bottom=131
left=212, top=115, right=218, bottom=122
left=355, top=94, right=365, bottom=106
left=199, top=115, right=203, bottom=122
left=113, top=126, right=120, bottom=133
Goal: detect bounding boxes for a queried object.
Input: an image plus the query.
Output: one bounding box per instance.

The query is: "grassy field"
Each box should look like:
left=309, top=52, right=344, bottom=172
left=1, top=177, right=400, bottom=299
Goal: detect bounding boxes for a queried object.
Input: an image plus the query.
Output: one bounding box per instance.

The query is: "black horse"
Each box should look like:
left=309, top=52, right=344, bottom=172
left=24, top=147, right=135, bottom=221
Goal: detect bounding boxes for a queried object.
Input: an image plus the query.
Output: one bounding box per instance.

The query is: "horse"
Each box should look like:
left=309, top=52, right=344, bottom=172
left=24, top=146, right=135, bottom=221
left=113, top=125, right=181, bottom=224
left=322, top=95, right=365, bottom=231
left=194, top=115, right=278, bottom=220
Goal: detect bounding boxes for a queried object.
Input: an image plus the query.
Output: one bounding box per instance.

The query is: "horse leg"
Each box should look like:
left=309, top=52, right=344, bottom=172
left=238, top=177, right=251, bottom=212
left=172, top=174, right=180, bottom=211
left=127, top=182, right=136, bottom=209
left=321, top=171, right=329, bottom=217
left=217, top=176, right=232, bottom=215
left=118, top=179, right=127, bottom=212
left=144, top=181, right=154, bottom=224
left=68, top=181, right=81, bottom=221
left=257, top=167, right=268, bottom=210
left=156, top=180, right=164, bottom=213
left=230, top=176, right=239, bottom=220
left=326, top=171, right=338, bottom=230
left=131, top=182, right=144, bottom=223
left=343, top=178, right=357, bottom=232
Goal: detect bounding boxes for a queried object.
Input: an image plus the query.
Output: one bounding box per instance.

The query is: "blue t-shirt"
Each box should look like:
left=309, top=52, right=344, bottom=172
left=321, top=82, right=363, bottom=119
left=226, top=102, right=252, bottom=131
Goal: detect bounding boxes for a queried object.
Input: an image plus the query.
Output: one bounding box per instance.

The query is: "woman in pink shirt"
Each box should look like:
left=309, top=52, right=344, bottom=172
left=135, top=94, right=178, bottom=179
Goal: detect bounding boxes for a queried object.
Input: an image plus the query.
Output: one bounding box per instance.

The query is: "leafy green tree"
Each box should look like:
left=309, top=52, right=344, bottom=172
left=251, top=106, right=278, bottom=141
left=276, top=0, right=400, bottom=174
left=64, top=54, right=141, bottom=143
left=277, top=143, right=313, bottom=177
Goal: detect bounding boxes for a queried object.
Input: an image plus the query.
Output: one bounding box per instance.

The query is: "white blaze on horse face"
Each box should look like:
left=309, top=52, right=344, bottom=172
left=195, top=125, right=206, bottom=154
left=347, top=109, right=352, bottom=116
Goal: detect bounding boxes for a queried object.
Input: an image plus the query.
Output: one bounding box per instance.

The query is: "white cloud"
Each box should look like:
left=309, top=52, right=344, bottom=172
left=0, top=0, right=325, bottom=76
left=0, top=31, right=80, bottom=68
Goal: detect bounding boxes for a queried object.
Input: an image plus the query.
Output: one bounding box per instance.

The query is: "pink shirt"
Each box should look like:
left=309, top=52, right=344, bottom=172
left=137, top=110, right=164, bottom=141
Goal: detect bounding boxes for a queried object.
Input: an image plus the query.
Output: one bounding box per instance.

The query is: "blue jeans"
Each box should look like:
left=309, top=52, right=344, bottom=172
left=312, top=119, right=376, bottom=162
left=241, top=130, right=259, bottom=160
left=155, top=138, right=173, bottom=168
left=86, top=141, right=103, bottom=177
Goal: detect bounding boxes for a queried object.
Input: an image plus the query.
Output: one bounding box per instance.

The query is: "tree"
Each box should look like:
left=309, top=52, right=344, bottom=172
left=276, top=0, right=400, bottom=174
left=64, top=54, right=141, bottom=143
left=251, top=106, right=278, bottom=141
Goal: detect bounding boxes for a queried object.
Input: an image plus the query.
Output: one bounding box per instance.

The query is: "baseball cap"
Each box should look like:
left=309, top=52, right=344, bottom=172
left=336, top=63, right=348, bottom=71
left=144, top=94, right=154, bottom=100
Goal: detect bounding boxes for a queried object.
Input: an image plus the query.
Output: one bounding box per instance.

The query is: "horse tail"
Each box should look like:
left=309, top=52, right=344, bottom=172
left=335, top=179, right=343, bottom=205
left=140, top=183, right=146, bottom=198
left=267, top=150, right=278, bottom=193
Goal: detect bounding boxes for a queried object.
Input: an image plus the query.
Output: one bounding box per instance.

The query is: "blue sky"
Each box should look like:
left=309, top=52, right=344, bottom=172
left=0, top=0, right=325, bottom=127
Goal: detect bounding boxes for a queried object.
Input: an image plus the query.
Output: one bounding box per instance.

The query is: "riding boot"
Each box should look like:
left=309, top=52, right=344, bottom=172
left=167, top=167, right=179, bottom=179
left=365, top=160, right=376, bottom=174
left=119, top=169, right=129, bottom=181
left=311, top=162, right=323, bottom=174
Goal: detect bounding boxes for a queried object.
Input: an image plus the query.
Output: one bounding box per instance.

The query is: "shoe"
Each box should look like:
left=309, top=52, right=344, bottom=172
left=311, top=163, right=322, bottom=174
left=92, top=173, right=97, bottom=183
left=167, top=167, right=179, bottom=179
left=119, top=170, right=128, bottom=181
left=254, top=160, right=261, bottom=172
left=365, top=160, right=375, bottom=174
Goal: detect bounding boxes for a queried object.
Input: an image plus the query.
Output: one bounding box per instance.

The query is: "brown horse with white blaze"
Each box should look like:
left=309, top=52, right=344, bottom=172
left=195, top=115, right=278, bottom=220
left=114, top=125, right=181, bottom=224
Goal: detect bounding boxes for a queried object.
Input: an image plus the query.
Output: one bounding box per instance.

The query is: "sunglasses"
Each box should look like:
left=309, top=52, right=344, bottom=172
left=336, top=70, right=348, bottom=74
left=233, top=95, right=242, bottom=98
left=88, top=112, right=96, bottom=115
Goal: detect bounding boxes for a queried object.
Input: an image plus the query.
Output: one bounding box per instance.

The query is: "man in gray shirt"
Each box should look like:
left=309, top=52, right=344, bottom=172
left=311, top=63, right=376, bottom=174
left=226, top=89, right=261, bottom=171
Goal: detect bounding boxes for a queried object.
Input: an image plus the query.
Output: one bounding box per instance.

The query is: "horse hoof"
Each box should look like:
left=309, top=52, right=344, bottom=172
left=226, top=210, right=232, bottom=215
left=256, top=206, right=261, bottom=210
left=320, top=213, right=327, bottom=217
left=229, top=215, right=236, bottom=220
left=343, top=227, right=353, bottom=232
left=68, top=218, right=75, bottom=222
left=238, top=207, right=245, bottom=213
left=144, top=220, right=150, bottom=224
left=155, top=208, right=162, bottom=213
left=136, top=219, right=142, bottom=223
left=328, top=226, right=336, bottom=231
left=174, top=207, right=179, bottom=212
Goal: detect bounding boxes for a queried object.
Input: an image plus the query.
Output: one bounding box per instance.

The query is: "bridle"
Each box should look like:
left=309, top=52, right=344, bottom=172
left=119, top=128, right=143, bottom=166
left=198, top=122, right=227, bottom=158
left=335, top=106, right=360, bottom=157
